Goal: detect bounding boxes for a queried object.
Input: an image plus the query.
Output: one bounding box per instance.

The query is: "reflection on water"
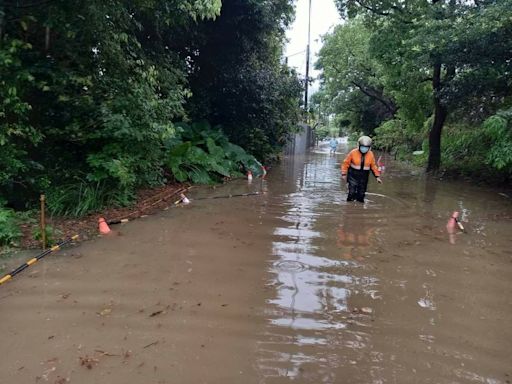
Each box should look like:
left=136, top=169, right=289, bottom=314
left=256, top=143, right=512, bottom=383
left=258, top=146, right=379, bottom=381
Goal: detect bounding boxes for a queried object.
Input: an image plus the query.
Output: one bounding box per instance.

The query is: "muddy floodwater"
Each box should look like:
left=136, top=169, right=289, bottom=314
left=1, top=142, right=511, bottom=384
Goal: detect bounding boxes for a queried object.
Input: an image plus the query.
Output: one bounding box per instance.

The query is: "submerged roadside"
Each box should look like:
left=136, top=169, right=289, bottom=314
left=2, top=184, right=186, bottom=251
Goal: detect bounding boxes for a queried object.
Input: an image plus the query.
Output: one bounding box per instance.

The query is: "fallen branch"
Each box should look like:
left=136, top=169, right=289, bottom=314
left=108, top=186, right=189, bottom=223
left=195, top=192, right=261, bottom=201
left=143, top=341, right=159, bottom=349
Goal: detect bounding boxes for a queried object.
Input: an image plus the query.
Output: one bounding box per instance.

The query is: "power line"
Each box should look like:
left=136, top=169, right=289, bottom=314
left=286, top=49, right=307, bottom=58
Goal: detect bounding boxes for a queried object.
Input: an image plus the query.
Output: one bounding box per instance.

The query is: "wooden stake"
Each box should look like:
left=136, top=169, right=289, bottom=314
left=40, top=194, right=46, bottom=250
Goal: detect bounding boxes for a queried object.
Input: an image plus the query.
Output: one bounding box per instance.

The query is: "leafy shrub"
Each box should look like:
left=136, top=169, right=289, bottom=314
left=483, top=110, right=512, bottom=170
left=32, top=225, right=62, bottom=246
left=438, top=109, right=512, bottom=181
left=373, top=119, right=425, bottom=161
left=348, top=131, right=363, bottom=144
left=165, top=121, right=262, bottom=184
left=315, top=125, right=332, bottom=141
left=0, top=204, right=22, bottom=246
left=33, top=121, right=263, bottom=216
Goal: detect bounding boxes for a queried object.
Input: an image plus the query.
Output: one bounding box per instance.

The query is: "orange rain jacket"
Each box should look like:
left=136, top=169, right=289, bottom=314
left=341, top=149, right=381, bottom=177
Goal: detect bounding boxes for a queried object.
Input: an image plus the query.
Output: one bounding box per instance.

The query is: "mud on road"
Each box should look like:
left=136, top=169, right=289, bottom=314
left=1, top=143, right=511, bottom=383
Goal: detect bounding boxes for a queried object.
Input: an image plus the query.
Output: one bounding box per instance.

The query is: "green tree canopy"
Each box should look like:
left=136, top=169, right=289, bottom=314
left=326, top=0, right=512, bottom=172
left=0, top=0, right=302, bottom=212
left=182, top=0, right=302, bottom=161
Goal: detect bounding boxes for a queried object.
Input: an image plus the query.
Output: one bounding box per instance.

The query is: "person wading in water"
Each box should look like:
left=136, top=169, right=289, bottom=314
left=341, top=136, right=382, bottom=202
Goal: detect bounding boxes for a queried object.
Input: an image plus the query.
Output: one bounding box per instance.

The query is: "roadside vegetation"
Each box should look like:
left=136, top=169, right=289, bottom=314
left=313, top=0, right=512, bottom=182
left=0, top=0, right=302, bottom=246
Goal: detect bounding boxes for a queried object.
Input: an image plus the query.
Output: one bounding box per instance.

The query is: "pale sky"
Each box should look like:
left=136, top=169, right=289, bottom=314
left=285, top=0, right=341, bottom=95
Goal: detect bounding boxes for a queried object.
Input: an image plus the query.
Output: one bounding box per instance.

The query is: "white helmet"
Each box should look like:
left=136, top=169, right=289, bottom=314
left=358, top=136, right=372, bottom=146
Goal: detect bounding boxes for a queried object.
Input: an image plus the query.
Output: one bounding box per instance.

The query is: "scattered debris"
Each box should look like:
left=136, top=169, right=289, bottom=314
left=37, top=366, right=56, bottom=381
left=123, top=350, right=132, bottom=361
left=79, top=355, right=99, bottom=369
left=97, top=308, right=112, bottom=317
left=143, top=341, right=159, bottom=349
left=94, top=349, right=120, bottom=357
left=46, top=357, right=59, bottom=364
left=352, top=307, right=373, bottom=315
left=149, top=310, right=163, bottom=317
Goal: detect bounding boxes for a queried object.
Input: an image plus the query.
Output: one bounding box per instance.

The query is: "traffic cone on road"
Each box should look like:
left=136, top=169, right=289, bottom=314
left=181, top=193, right=190, bottom=205
left=377, top=156, right=385, bottom=173
left=447, top=211, right=464, bottom=232
left=446, top=211, right=464, bottom=244
left=446, top=211, right=458, bottom=233
left=98, top=217, right=111, bottom=234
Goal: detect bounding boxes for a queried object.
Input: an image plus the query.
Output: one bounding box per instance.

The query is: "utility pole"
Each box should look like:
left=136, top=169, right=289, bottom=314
left=304, top=0, right=312, bottom=122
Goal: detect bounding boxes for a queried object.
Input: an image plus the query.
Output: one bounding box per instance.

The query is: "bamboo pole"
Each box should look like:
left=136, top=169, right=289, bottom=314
left=0, top=235, right=79, bottom=286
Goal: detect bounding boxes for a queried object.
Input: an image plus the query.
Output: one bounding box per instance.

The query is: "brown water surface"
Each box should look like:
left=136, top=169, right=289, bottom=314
left=1, top=143, right=511, bottom=384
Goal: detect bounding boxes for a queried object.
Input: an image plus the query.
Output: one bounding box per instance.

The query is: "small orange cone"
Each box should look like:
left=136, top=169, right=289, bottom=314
left=98, top=217, right=111, bottom=234
left=377, top=156, right=385, bottom=173
left=247, top=171, right=253, bottom=182
left=446, top=211, right=458, bottom=233
left=181, top=193, right=190, bottom=204
left=447, top=211, right=464, bottom=232
left=446, top=211, right=465, bottom=244
left=446, top=211, right=458, bottom=245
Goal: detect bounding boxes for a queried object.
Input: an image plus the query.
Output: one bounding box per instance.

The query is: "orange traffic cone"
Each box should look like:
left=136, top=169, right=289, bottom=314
left=377, top=156, right=385, bottom=173
left=247, top=171, right=253, bottom=182
left=446, top=211, right=458, bottom=233
left=447, top=212, right=457, bottom=244
left=447, top=211, right=464, bottom=232
left=181, top=193, right=190, bottom=205
left=98, top=217, right=111, bottom=234
left=446, top=211, right=464, bottom=244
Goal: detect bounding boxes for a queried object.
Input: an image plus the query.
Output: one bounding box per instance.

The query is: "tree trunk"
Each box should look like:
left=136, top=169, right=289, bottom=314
left=427, top=62, right=447, bottom=173
left=427, top=99, right=447, bottom=172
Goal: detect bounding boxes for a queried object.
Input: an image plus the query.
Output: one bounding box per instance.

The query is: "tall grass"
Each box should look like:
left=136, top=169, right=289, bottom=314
left=46, top=181, right=132, bottom=217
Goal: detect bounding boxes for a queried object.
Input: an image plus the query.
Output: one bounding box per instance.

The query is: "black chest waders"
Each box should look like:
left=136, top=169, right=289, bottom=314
left=347, top=153, right=370, bottom=202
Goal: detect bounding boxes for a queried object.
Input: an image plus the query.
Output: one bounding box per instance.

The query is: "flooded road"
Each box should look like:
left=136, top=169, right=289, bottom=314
left=1, top=142, right=512, bottom=383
